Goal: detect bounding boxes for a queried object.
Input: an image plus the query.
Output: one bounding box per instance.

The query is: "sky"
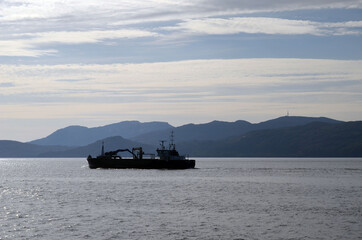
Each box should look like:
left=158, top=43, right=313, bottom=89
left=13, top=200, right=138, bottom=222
left=1, top=0, right=362, bottom=141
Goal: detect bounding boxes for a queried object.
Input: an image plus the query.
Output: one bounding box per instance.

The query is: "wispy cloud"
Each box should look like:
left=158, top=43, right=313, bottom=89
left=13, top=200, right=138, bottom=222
left=163, top=18, right=362, bottom=36
left=0, top=40, right=57, bottom=57
left=1, top=58, right=361, bottom=122
left=22, top=30, right=158, bottom=44
left=0, top=29, right=158, bottom=57
left=55, top=78, right=93, bottom=83
left=1, top=0, right=361, bottom=23
left=1, top=17, right=361, bottom=57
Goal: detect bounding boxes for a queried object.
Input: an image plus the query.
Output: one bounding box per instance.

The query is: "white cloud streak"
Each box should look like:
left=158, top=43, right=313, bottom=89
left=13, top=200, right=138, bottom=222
left=163, top=18, right=362, bottom=36
left=1, top=0, right=361, bottom=22
left=0, top=29, right=157, bottom=57
left=1, top=17, right=361, bottom=57
left=0, top=40, right=57, bottom=57
left=25, top=30, right=158, bottom=44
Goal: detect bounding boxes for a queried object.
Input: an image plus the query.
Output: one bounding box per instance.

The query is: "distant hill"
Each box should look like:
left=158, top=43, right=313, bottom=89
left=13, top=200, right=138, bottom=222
left=132, top=120, right=252, bottom=145
left=177, top=121, right=362, bottom=157
left=39, top=136, right=156, bottom=158
left=0, top=140, right=72, bottom=157
left=30, top=121, right=173, bottom=147
left=254, top=116, right=341, bottom=130
left=0, top=137, right=155, bottom=158
left=132, top=116, right=342, bottom=145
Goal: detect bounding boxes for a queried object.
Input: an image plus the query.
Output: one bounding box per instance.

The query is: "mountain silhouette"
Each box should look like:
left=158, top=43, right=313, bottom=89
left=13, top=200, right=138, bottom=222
left=30, top=121, right=172, bottom=146
left=177, top=121, right=362, bottom=157
left=131, top=116, right=341, bottom=145
left=1, top=116, right=360, bottom=158
left=39, top=136, right=155, bottom=158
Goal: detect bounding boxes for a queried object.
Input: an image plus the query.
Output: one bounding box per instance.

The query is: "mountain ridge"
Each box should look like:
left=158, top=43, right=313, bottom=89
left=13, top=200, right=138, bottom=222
left=176, top=121, right=362, bottom=157
left=39, top=136, right=156, bottom=158
left=1, top=116, right=360, bottom=158
left=131, top=116, right=342, bottom=145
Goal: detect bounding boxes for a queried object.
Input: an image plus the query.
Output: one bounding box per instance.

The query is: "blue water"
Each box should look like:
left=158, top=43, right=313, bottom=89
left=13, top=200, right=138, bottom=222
left=0, top=158, right=361, bottom=240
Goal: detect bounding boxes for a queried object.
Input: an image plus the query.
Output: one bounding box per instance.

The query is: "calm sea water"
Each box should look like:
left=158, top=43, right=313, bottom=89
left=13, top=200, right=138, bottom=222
left=0, top=158, right=361, bottom=240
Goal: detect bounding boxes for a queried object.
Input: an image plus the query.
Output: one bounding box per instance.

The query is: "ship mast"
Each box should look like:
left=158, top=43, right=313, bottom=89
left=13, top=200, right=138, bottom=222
left=159, top=140, right=166, bottom=150
left=101, top=141, right=105, bottom=155
left=169, top=131, right=175, bottom=150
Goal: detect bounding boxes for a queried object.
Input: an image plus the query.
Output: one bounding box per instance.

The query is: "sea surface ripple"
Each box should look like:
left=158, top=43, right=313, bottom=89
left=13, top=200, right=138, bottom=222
left=0, top=158, right=361, bottom=240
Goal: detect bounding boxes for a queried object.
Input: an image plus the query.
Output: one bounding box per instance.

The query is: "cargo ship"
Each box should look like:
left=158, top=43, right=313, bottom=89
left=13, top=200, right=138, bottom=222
left=87, top=132, right=195, bottom=169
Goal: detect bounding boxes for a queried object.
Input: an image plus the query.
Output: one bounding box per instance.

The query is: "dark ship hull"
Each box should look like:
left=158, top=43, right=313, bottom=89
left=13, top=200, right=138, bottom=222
left=87, top=156, right=195, bottom=169
left=87, top=131, right=195, bottom=170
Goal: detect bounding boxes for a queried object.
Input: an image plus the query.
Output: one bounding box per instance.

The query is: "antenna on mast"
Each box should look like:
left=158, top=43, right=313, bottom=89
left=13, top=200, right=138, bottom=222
left=101, top=141, right=105, bottom=155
